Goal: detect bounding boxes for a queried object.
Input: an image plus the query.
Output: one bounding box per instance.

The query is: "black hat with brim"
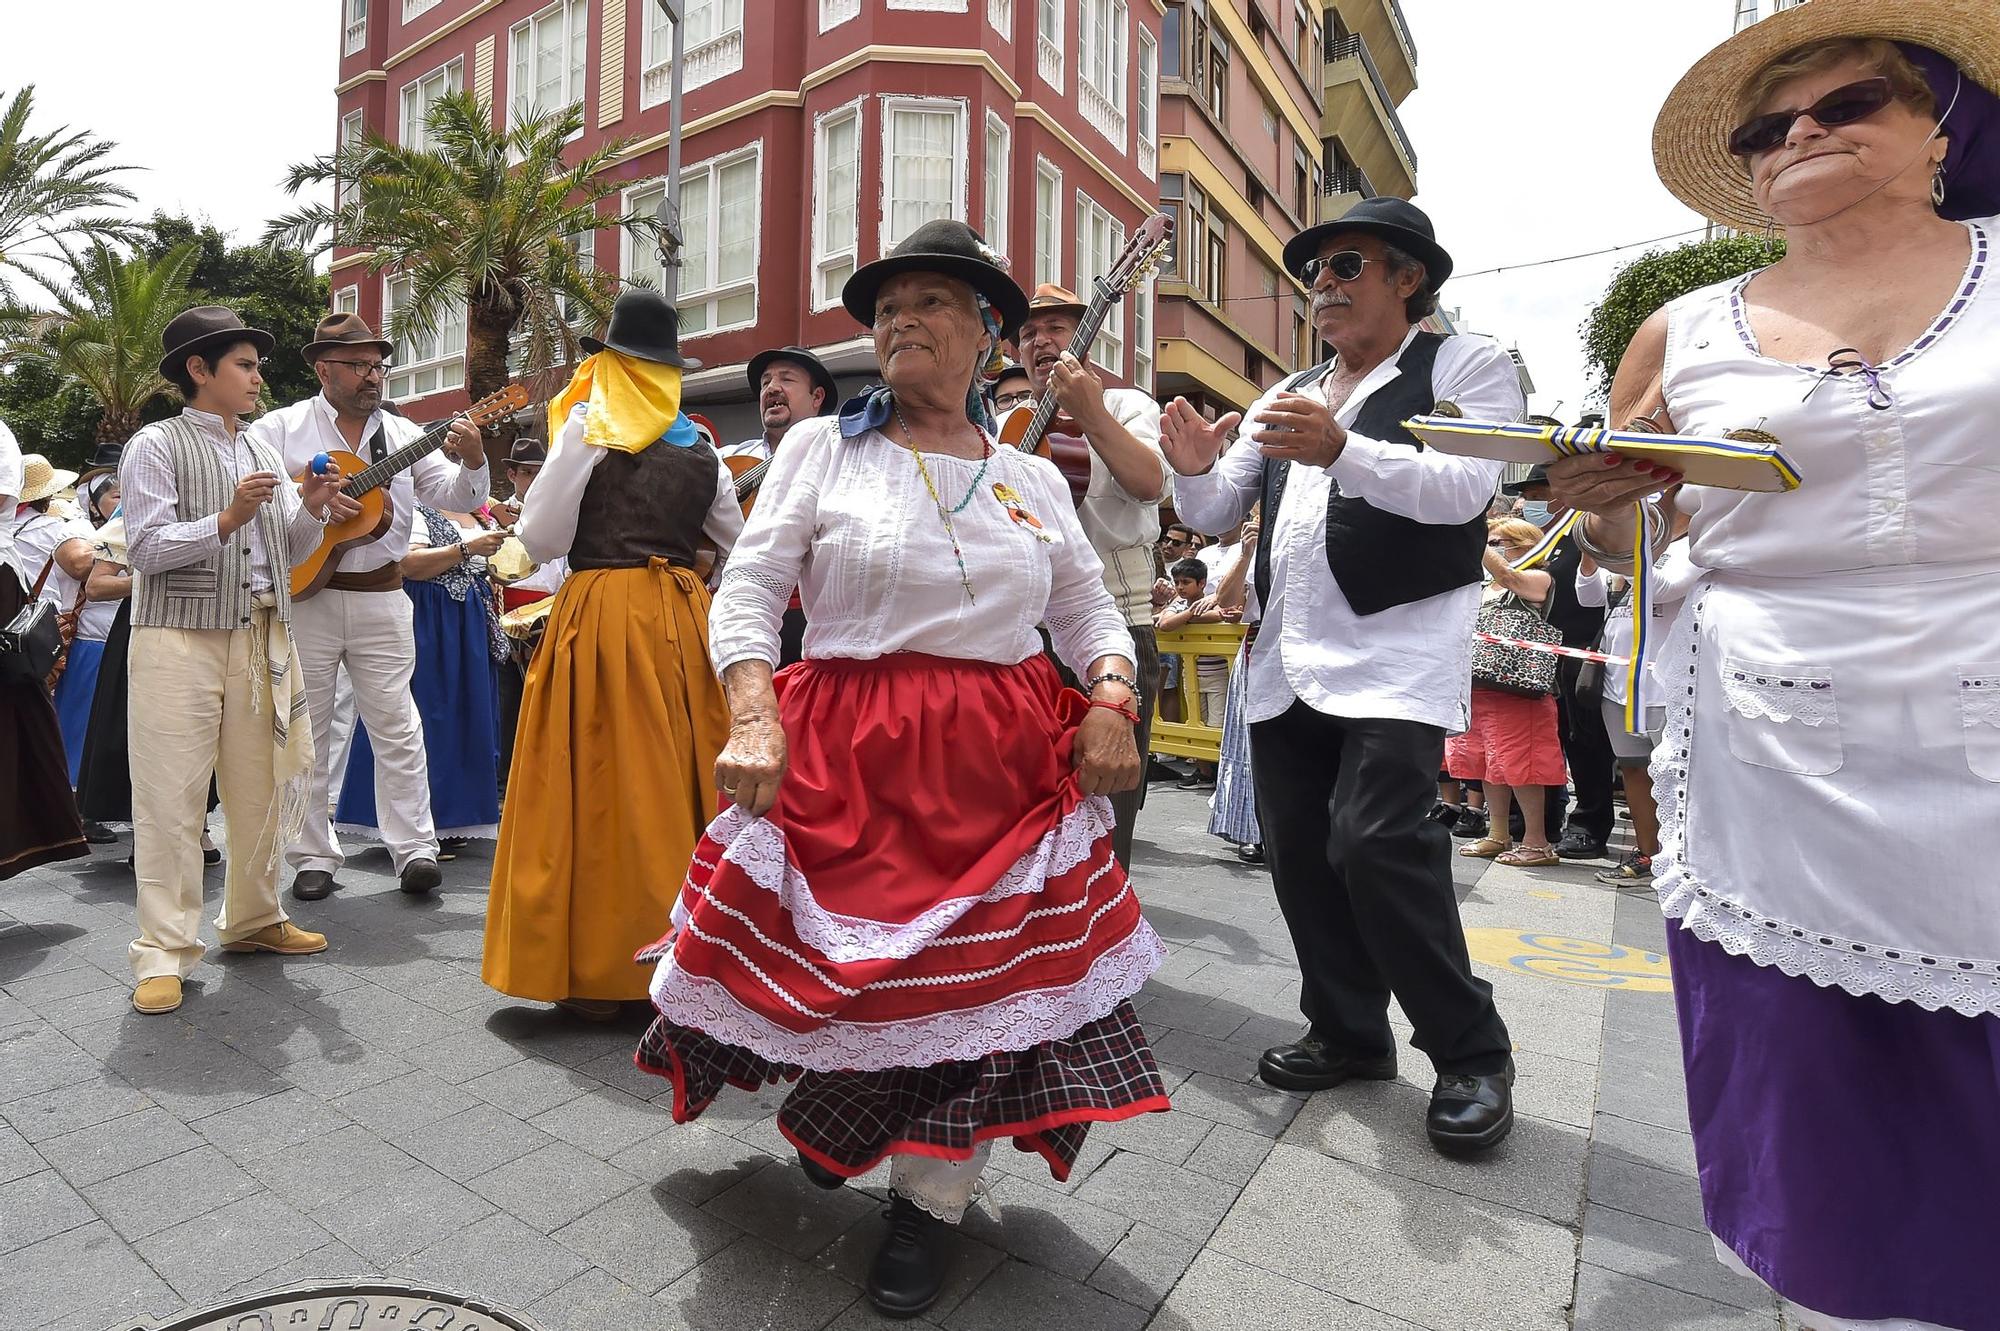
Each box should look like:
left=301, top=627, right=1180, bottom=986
left=1502, top=464, right=1553, bottom=496
left=580, top=289, right=702, bottom=369
left=1281, top=197, right=1454, bottom=292
left=158, top=305, right=276, bottom=378
left=841, top=219, right=1030, bottom=341
left=746, top=346, right=838, bottom=415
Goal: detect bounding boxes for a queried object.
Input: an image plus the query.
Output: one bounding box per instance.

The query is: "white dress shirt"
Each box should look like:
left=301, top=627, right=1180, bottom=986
left=121, top=408, right=325, bottom=592
left=1175, top=329, right=1524, bottom=732
left=0, top=418, right=22, bottom=576
left=709, top=415, right=1134, bottom=676
left=518, top=403, right=743, bottom=566
left=719, top=437, right=772, bottom=464
left=44, top=517, right=118, bottom=641
left=248, top=394, right=490, bottom=573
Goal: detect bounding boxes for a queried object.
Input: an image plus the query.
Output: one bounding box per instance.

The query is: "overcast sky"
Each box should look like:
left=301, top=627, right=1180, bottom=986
left=0, top=0, right=1725, bottom=416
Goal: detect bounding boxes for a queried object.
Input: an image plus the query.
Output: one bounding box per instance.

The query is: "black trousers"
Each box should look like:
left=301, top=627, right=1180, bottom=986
left=1252, top=702, right=1512, bottom=1076
left=1105, top=625, right=1159, bottom=870
left=497, top=656, right=527, bottom=797
left=1555, top=656, right=1615, bottom=843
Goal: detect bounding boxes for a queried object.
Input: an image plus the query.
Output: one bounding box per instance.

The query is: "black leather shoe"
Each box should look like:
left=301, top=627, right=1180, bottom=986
left=798, top=1149, right=845, bottom=1191
left=291, top=870, right=338, bottom=901
left=1555, top=829, right=1607, bottom=860
left=399, top=858, right=443, bottom=895
left=1426, top=1058, right=1516, bottom=1157
left=82, top=821, right=119, bottom=845
left=866, top=1194, right=946, bottom=1319
left=1235, top=842, right=1264, bottom=865
left=1257, top=1035, right=1397, bottom=1092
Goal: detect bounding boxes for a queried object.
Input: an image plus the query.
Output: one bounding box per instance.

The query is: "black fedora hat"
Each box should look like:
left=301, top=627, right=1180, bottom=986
left=746, top=346, right=838, bottom=415
left=841, top=219, right=1030, bottom=340
left=580, top=290, right=702, bottom=369
left=1502, top=464, right=1553, bottom=496
left=506, top=438, right=548, bottom=468
left=158, top=305, right=275, bottom=378
left=302, top=311, right=394, bottom=362
left=1281, top=197, right=1454, bottom=292
left=77, top=440, right=124, bottom=482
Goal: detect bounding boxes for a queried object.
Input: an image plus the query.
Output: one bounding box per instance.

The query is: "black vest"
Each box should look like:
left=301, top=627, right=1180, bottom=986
left=1253, top=332, right=1485, bottom=617
left=569, top=437, right=720, bottom=571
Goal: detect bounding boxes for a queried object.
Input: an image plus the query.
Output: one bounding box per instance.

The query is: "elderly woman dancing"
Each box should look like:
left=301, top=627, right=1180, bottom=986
left=634, top=220, right=1168, bottom=1319
left=1545, top=5, right=2000, bottom=1328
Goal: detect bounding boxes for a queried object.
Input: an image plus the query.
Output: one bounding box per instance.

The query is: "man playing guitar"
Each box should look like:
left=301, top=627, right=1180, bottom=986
left=248, top=312, right=489, bottom=901
left=1012, top=283, right=1168, bottom=870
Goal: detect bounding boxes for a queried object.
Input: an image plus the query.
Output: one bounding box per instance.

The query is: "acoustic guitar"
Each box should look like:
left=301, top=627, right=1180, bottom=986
left=998, top=212, right=1174, bottom=503
left=288, top=383, right=530, bottom=600
left=724, top=454, right=771, bottom=517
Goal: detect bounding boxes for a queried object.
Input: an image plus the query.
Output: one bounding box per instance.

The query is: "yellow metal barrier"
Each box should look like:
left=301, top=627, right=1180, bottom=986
left=1150, top=623, right=1246, bottom=764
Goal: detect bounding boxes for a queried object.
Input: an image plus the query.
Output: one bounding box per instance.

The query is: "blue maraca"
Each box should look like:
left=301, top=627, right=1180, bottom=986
left=310, top=452, right=334, bottom=476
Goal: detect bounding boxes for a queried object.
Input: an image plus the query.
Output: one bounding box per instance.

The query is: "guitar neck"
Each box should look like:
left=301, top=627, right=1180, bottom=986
left=348, top=416, right=463, bottom=496
left=1016, top=282, right=1120, bottom=455
left=733, top=458, right=772, bottom=499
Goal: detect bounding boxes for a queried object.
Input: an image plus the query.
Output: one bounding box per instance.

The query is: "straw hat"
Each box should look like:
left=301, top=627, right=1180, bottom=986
left=1653, top=0, right=2000, bottom=231
left=18, top=454, right=79, bottom=505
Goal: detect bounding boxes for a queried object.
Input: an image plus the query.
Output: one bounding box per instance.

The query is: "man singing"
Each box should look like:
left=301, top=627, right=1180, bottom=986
left=721, top=345, right=837, bottom=463
left=1014, top=284, right=1168, bottom=869
left=1161, top=199, right=1522, bottom=1156
left=249, top=312, right=488, bottom=900
left=121, top=307, right=346, bottom=1014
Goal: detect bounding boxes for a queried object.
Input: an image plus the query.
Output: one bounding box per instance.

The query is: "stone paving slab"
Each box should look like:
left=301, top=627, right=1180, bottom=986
left=0, top=787, right=1787, bottom=1331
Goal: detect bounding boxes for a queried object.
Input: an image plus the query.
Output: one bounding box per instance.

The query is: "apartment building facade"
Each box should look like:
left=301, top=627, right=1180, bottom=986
left=331, top=0, right=1162, bottom=436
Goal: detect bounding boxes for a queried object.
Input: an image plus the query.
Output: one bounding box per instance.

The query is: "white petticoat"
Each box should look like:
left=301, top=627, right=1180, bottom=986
left=1651, top=559, right=2000, bottom=1017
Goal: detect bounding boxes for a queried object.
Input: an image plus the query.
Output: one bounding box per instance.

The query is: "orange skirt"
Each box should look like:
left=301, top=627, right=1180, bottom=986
left=482, top=562, right=728, bottom=1001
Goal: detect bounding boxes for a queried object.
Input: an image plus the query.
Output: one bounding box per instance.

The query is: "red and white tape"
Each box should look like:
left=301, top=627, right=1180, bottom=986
left=1474, top=632, right=1628, bottom=665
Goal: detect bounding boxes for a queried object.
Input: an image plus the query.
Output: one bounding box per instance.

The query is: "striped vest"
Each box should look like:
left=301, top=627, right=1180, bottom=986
left=131, top=414, right=295, bottom=631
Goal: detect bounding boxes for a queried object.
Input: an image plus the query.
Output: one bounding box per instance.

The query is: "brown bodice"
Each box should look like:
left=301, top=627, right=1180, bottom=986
left=569, top=437, right=719, bottom=570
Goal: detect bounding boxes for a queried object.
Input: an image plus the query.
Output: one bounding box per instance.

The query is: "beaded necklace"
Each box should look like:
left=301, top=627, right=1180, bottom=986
left=894, top=399, right=992, bottom=603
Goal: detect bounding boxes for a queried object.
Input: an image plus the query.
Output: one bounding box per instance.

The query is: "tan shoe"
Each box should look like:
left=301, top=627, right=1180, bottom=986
left=220, top=921, right=329, bottom=955
left=133, top=976, right=183, bottom=1014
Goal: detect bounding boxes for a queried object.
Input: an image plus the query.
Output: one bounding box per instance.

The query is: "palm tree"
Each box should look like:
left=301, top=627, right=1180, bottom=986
left=0, top=86, right=137, bottom=302
left=266, top=91, right=659, bottom=414
left=9, top=239, right=199, bottom=444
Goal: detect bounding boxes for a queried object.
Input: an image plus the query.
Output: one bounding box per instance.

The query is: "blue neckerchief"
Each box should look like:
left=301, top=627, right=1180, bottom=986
left=839, top=386, right=895, bottom=439
left=659, top=413, right=700, bottom=448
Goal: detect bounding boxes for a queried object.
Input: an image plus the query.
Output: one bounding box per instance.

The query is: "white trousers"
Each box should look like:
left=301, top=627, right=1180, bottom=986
left=888, top=1143, right=991, bottom=1224
left=128, top=624, right=291, bottom=980
left=288, top=589, right=435, bottom=873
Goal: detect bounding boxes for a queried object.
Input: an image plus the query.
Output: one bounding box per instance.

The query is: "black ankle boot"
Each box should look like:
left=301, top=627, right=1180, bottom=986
left=797, top=1148, right=845, bottom=1190
left=866, top=1193, right=946, bottom=1319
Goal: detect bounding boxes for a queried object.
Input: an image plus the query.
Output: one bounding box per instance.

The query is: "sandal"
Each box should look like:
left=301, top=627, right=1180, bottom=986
left=1458, top=837, right=1511, bottom=859
left=1497, top=845, right=1560, bottom=867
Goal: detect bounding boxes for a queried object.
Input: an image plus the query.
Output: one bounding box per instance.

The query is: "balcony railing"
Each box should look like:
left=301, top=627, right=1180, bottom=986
left=344, top=17, right=368, bottom=54
left=1037, top=32, right=1063, bottom=88
left=1322, top=163, right=1371, bottom=197
left=1324, top=33, right=1418, bottom=174
left=1079, top=77, right=1127, bottom=152
left=1384, top=0, right=1418, bottom=67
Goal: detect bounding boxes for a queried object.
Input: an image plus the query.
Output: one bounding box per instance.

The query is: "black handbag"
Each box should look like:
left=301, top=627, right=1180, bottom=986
left=1470, top=592, right=1561, bottom=697
left=0, top=557, right=64, bottom=685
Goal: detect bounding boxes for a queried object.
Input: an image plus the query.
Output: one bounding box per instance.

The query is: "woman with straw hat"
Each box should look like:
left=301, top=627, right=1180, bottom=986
left=1542, top=4, right=2000, bottom=1327
left=633, top=219, right=1167, bottom=1318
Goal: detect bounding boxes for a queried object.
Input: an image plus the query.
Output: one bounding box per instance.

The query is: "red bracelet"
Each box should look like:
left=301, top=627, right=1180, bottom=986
left=1089, top=698, right=1141, bottom=725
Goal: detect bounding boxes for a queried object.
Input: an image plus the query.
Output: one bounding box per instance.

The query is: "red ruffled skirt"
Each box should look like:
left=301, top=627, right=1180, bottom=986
left=634, top=652, right=1170, bottom=1181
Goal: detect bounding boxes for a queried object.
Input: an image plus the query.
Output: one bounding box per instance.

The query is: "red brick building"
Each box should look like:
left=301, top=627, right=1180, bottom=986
left=331, top=0, right=1164, bottom=439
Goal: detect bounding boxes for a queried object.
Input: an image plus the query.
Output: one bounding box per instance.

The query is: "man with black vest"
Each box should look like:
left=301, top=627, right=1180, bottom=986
left=1162, top=199, right=1522, bottom=1156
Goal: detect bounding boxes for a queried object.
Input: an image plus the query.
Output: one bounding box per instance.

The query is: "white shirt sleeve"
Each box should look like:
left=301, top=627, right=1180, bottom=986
left=1171, top=392, right=1275, bottom=537
left=121, top=424, right=227, bottom=576
left=1324, top=336, right=1520, bottom=524
left=700, top=453, right=744, bottom=569
left=708, top=420, right=832, bottom=672
left=517, top=405, right=602, bottom=563
left=1574, top=564, right=1609, bottom=608
left=1030, top=457, right=1138, bottom=676
left=411, top=436, right=492, bottom=514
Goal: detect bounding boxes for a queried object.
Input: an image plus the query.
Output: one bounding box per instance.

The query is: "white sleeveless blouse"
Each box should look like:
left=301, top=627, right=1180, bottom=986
left=1651, top=216, right=2000, bottom=1016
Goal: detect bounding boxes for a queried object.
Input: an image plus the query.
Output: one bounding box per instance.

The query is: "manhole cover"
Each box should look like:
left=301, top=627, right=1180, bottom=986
left=131, top=1282, right=544, bottom=1331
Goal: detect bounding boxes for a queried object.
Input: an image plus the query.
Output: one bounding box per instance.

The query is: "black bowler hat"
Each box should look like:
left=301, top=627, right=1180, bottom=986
left=1282, top=197, right=1454, bottom=292
left=77, top=441, right=124, bottom=482
left=1502, top=464, right=1553, bottom=496
left=580, top=289, right=701, bottom=369
left=506, top=439, right=548, bottom=468
left=158, top=305, right=275, bottom=378
left=841, top=218, right=1030, bottom=340
left=746, top=346, right=838, bottom=415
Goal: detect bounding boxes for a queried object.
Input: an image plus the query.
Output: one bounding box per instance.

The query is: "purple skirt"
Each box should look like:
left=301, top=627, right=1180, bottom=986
left=1669, top=926, right=2000, bottom=1329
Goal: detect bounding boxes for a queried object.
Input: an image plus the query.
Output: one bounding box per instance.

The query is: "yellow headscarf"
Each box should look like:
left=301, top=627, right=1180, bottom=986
left=548, top=349, right=684, bottom=454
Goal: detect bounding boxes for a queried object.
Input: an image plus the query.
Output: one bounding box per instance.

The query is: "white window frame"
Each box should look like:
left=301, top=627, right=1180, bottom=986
left=982, top=111, right=1010, bottom=257
left=641, top=0, right=675, bottom=108
left=1033, top=158, right=1062, bottom=289
left=1079, top=0, right=1128, bottom=115
left=1132, top=277, right=1153, bottom=391
left=677, top=142, right=763, bottom=338
left=811, top=101, right=863, bottom=311
left=398, top=58, right=463, bottom=154
left=334, top=285, right=360, bottom=317
left=678, top=0, right=746, bottom=92
left=344, top=0, right=369, bottom=55
left=1136, top=26, right=1157, bottom=178
left=988, top=0, right=1014, bottom=37
left=508, top=0, right=590, bottom=133
left=879, top=96, right=968, bottom=253
left=404, top=0, right=440, bottom=19
left=1074, top=196, right=1124, bottom=374
left=1036, top=0, right=1064, bottom=90
left=621, top=176, right=669, bottom=293
left=338, top=110, right=365, bottom=208
left=383, top=273, right=466, bottom=401
left=820, top=0, right=861, bottom=28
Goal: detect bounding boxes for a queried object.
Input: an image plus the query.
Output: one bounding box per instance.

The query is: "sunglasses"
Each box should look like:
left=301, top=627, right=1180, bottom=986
left=1299, top=250, right=1373, bottom=286
left=1727, top=77, right=1897, bottom=157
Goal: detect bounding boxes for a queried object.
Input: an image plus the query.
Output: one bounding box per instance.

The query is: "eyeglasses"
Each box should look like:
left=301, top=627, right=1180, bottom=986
left=322, top=359, right=393, bottom=380
left=994, top=391, right=1034, bottom=410
left=1727, top=77, right=1898, bottom=157
left=1299, top=250, right=1373, bottom=286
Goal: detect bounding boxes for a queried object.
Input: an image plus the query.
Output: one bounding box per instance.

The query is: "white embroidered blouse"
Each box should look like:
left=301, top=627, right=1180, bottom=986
left=708, top=415, right=1135, bottom=677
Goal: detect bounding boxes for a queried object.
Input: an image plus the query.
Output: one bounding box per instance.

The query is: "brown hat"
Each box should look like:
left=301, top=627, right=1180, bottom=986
left=302, top=311, right=394, bottom=363
left=1024, top=283, right=1088, bottom=321
left=505, top=439, right=548, bottom=468
left=158, top=305, right=275, bottom=378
